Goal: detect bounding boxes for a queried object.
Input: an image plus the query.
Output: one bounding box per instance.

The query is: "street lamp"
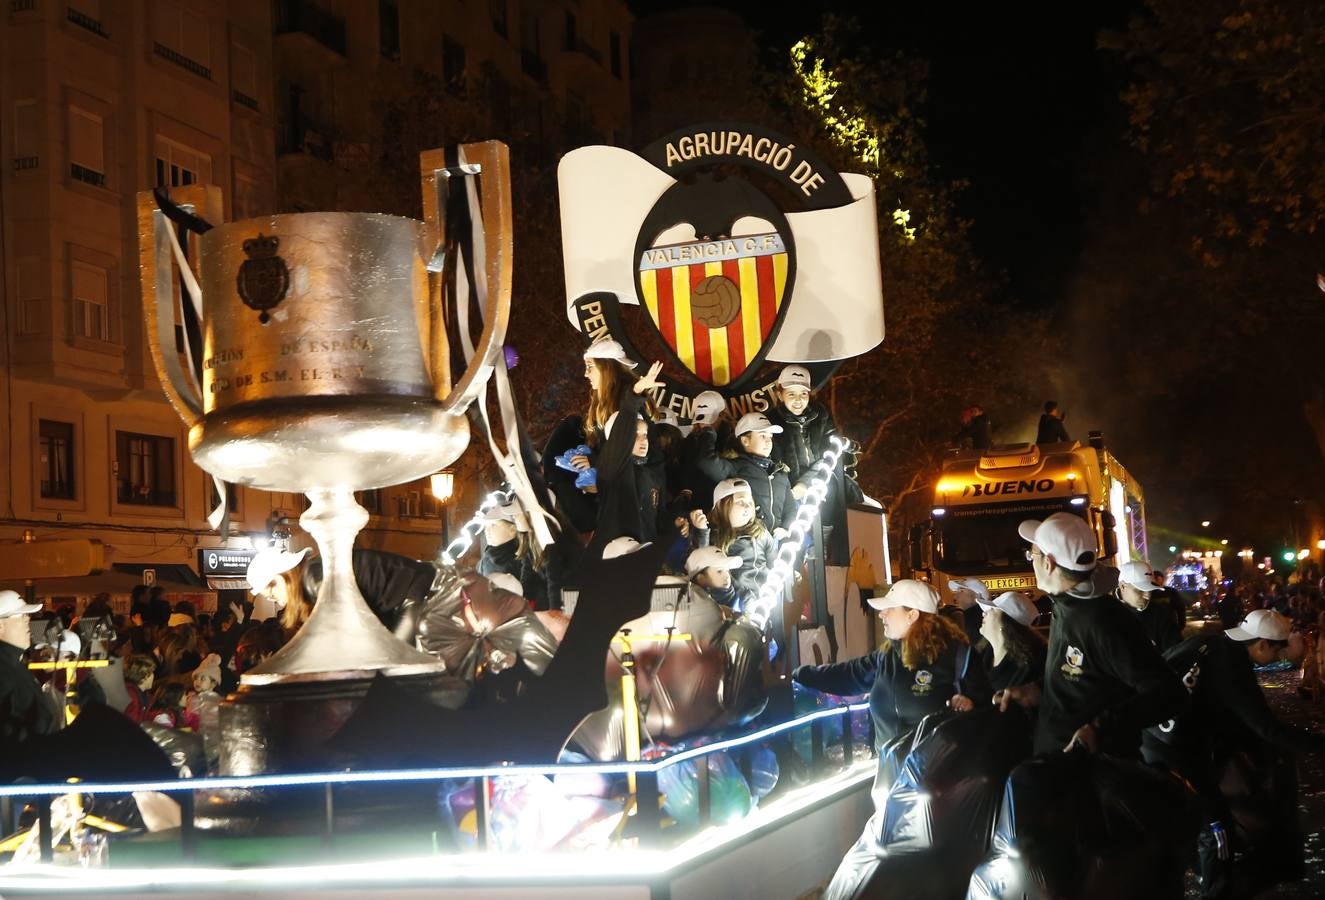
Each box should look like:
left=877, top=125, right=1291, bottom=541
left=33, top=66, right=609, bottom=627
left=1201, top=520, right=1211, bottom=528
left=430, top=470, right=455, bottom=502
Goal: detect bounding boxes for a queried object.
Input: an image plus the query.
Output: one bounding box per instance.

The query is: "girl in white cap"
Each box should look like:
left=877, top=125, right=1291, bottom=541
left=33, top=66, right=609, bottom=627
left=709, top=477, right=778, bottom=605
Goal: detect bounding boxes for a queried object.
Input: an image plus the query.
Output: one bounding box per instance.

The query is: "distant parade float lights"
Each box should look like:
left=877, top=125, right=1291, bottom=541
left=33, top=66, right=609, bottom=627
left=745, top=435, right=851, bottom=632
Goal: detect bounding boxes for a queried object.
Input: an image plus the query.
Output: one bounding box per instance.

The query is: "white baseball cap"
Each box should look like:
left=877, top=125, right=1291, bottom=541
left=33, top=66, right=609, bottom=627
left=713, top=477, right=753, bottom=505
left=978, top=591, right=1039, bottom=628
left=734, top=412, right=783, bottom=437
left=583, top=338, right=638, bottom=368
left=1118, top=560, right=1162, bottom=593
left=1018, top=513, right=1098, bottom=571
left=685, top=546, right=743, bottom=578
left=0, top=590, right=42, bottom=618
left=691, top=391, right=726, bottom=426
left=246, top=546, right=312, bottom=594
left=777, top=365, right=812, bottom=390
left=947, top=577, right=990, bottom=604
left=603, top=536, right=649, bottom=559
left=867, top=579, right=939, bottom=614
left=1226, top=609, right=1291, bottom=642
left=488, top=573, right=524, bottom=596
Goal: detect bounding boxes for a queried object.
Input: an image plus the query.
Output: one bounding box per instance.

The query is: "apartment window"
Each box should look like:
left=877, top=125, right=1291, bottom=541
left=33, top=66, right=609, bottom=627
left=233, top=170, right=263, bottom=219
left=155, top=135, right=212, bottom=188
left=357, top=489, right=384, bottom=516
left=609, top=30, right=622, bottom=78
left=379, top=0, right=400, bottom=60
left=116, top=430, right=176, bottom=507
left=396, top=490, right=442, bottom=519
left=489, top=0, right=507, bottom=38
left=39, top=420, right=76, bottom=500
left=152, top=0, right=211, bottom=79
left=68, top=106, right=105, bottom=187
left=442, top=35, right=466, bottom=88
left=206, top=478, right=240, bottom=516
left=14, top=99, right=39, bottom=170
left=71, top=260, right=109, bottom=341
left=231, top=42, right=259, bottom=109
left=16, top=258, right=43, bottom=335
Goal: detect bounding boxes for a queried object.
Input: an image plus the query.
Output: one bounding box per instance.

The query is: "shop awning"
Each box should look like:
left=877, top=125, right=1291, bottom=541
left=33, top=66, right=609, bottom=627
left=0, top=570, right=211, bottom=599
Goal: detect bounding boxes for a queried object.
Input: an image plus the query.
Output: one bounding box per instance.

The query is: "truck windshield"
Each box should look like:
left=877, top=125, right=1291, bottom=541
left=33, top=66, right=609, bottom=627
left=936, top=500, right=1085, bottom=576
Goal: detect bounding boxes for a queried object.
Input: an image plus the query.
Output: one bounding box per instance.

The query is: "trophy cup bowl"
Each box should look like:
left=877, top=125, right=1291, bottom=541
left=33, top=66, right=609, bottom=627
left=137, top=144, right=512, bottom=776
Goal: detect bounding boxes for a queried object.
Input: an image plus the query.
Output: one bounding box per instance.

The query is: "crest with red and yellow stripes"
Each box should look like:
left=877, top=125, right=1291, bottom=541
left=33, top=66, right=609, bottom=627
left=637, top=232, right=789, bottom=387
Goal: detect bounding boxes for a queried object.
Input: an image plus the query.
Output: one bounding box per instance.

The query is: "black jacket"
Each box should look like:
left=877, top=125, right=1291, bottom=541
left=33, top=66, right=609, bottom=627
left=795, top=638, right=990, bottom=747
left=0, top=642, right=58, bottom=744
left=726, top=530, right=779, bottom=604
left=592, top=392, right=667, bottom=545
left=1035, top=413, right=1070, bottom=444
left=478, top=538, right=549, bottom=608
left=303, top=549, right=438, bottom=630
left=542, top=415, right=598, bottom=535
left=694, top=430, right=796, bottom=533
left=1128, top=595, right=1184, bottom=652
left=1157, top=634, right=1325, bottom=760
left=1036, top=588, right=1186, bottom=757
left=768, top=400, right=839, bottom=488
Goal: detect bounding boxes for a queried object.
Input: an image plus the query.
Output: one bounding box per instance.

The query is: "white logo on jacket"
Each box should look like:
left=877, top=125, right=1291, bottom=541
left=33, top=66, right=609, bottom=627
left=1061, top=644, right=1085, bottom=680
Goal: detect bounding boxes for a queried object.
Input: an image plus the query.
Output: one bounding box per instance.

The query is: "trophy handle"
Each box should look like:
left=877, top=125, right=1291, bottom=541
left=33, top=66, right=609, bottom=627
left=135, top=187, right=221, bottom=428
left=419, top=140, right=513, bottom=410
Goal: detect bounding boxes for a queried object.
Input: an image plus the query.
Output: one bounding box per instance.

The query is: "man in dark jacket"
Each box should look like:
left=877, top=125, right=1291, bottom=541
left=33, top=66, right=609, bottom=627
left=0, top=591, right=58, bottom=744
left=1035, top=400, right=1071, bottom=444
left=997, top=514, right=1185, bottom=758
left=1143, top=610, right=1324, bottom=898
left=694, top=412, right=795, bottom=536
left=1118, top=560, right=1184, bottom=651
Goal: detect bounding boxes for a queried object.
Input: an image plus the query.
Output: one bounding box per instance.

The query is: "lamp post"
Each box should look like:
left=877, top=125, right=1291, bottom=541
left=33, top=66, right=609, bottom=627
left=430, top=470, right=455, bottom=545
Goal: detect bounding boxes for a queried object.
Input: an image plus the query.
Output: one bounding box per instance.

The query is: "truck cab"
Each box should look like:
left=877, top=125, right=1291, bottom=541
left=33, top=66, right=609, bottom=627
left=903, top=436, right=1147, bottom=603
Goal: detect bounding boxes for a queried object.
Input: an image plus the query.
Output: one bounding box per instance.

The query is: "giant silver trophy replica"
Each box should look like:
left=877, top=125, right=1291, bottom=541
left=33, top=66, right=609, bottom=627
left=137, top=142, right=511, bottom=774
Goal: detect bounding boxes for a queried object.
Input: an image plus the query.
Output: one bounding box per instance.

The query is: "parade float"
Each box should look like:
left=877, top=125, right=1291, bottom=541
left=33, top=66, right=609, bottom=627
left=0, top=127, right=889, bottom=899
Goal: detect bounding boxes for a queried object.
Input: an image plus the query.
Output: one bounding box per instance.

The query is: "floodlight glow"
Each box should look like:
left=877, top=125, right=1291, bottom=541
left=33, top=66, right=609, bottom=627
left=438, top=489, right=512, bottom=565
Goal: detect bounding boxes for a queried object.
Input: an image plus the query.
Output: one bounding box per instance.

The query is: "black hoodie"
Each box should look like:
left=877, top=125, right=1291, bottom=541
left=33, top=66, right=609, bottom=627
left=1036, top=576, right=1186, bottom=757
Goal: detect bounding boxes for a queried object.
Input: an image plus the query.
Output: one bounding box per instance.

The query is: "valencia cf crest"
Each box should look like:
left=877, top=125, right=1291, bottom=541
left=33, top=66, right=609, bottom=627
left=558, top=122, right=886, bottom=415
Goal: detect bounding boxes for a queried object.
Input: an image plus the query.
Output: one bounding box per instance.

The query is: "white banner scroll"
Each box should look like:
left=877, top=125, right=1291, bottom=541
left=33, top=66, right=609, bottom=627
left=556, top=146, right=885, bottom=364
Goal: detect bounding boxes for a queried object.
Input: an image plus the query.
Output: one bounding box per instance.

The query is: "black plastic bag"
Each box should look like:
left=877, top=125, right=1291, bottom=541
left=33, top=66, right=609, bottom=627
left=967, top=751, right=1200, bottom=900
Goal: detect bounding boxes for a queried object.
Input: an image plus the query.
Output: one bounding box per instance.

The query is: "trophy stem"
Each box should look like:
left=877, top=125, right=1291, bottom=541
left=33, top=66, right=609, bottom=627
left=241, top=487, right=444, bottom=685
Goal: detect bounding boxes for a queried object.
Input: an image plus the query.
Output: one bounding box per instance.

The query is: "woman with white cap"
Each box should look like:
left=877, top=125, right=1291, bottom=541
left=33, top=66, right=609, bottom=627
left=794, top=579, right=989, bottom=747
left=978, top=590, right=1048, bottom=693
left=795, top=579, right=989, bottom=900
left=477, top=500, right=550, bottom=609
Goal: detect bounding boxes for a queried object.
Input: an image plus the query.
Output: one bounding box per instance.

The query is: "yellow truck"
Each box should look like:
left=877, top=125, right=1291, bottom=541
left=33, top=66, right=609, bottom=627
left=901, top=434, right=1147, bottom=601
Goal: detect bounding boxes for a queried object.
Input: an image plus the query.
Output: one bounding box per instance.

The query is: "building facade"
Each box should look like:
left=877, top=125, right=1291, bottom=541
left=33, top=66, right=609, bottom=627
left=0, top=0, right=631, bottom=606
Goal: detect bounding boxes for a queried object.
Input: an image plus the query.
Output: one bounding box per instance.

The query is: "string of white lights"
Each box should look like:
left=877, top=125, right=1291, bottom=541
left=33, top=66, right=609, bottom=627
left=438, top=488, right=513, bottom=566
left=744, top=435, right=851, bottom=631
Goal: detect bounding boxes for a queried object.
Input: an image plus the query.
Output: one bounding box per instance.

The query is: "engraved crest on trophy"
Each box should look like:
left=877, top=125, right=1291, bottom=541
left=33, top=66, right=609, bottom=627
left=235, top=234, right=289, bottom=323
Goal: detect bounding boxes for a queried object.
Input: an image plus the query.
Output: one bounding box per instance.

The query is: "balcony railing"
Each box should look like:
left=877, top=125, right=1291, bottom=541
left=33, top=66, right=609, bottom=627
left=274, top=0, right=346, bottom=57
left=153, top=42, right=212, bottom=80
left=232, top=89, right=260, bottom=111
left=11, top=0, right=36, bottom=12
left=119, top=484, right=176, bottom=507
left=70, top=163, right=105, bottom=187
left=66, top=7, right=108, bottom=37
left=13, top=156, right=38, bottom=171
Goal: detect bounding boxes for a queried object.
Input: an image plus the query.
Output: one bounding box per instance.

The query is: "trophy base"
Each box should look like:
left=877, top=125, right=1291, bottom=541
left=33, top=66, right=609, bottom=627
left=190, top=394, right=470, bottom=493
left=217, top=672, right=467, bottom=777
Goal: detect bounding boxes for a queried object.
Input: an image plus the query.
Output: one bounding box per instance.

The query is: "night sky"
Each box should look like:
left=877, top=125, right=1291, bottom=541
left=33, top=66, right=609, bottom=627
left=632, top=1, right=1324, bottom=559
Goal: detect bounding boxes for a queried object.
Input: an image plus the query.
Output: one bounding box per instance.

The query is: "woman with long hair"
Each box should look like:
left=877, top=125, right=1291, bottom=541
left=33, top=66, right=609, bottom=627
left=795, top=580, right=991, bottom=900
left=978, top=590, right=1048, bottom=692
left=794, top=579, right=989, bottom=746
